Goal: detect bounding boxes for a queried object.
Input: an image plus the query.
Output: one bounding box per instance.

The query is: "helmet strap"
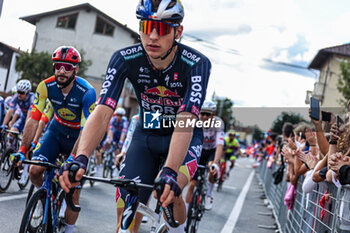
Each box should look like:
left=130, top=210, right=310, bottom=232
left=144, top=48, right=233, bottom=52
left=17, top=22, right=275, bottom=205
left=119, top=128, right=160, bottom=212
left=160, top=29, right=178, bottom=60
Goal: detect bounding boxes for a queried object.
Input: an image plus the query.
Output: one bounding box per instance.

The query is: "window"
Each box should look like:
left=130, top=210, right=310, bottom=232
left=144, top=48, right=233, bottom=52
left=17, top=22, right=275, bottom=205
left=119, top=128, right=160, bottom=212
left=95, top=17, right=114, bottom=36
left=56, top=13, right=78, bottom=29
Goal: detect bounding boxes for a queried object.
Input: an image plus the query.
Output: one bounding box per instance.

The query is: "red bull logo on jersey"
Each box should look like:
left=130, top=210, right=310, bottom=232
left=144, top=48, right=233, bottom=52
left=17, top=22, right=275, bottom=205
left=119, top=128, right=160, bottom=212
left=144, top=86, right=180, bottom=98
left=141, top=93, right=183, bottom=107
left=57, top=108, right=76, bottom=121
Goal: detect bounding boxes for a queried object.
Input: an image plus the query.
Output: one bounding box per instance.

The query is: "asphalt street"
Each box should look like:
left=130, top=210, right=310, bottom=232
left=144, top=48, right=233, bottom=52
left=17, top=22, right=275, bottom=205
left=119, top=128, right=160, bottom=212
left=0, top=158, right=278, bottom=233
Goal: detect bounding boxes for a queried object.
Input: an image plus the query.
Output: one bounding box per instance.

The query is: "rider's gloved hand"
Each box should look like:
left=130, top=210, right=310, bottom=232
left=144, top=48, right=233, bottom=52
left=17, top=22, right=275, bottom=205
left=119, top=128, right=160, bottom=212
left=10, top=152, right=25, bottom=167
left=155, top=167, right=182, bottom=207
left=117, top=140, right=123, bottom=150
left=0, top=125, right=7, bottom=131
left=59, top=154, right=88, bottom=193
left=30, top=141, right=37, bottom=150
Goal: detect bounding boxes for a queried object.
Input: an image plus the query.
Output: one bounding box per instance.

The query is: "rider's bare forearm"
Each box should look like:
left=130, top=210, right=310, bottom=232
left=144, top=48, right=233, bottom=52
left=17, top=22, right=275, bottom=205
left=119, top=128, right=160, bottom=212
left=214, top=144, right=224, bottom=164
left=21, top=118, right=39, bottom=149
left=165, top=112, right=195, bottom=173
left=2, top=109, right=13, bottom=126
left=76, top=105, right=113, bottom=158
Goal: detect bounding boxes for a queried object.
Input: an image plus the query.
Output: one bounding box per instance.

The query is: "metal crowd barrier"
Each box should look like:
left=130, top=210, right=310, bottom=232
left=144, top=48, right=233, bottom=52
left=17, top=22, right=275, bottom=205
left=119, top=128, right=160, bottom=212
left=257, top=159, right=350, bottom=233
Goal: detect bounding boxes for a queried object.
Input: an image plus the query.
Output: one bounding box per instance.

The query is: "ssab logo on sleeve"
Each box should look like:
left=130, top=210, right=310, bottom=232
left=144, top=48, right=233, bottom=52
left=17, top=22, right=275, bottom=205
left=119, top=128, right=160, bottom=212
left=143, top=110, right=161, bottom=129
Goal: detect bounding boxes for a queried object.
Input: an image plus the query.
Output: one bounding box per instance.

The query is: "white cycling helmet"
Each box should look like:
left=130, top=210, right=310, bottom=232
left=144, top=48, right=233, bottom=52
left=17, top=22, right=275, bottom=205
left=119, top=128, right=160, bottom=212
left=201, top=100, right=217, bottom=113
left=136, top=0, right=184, bottom=23
left=16, top=79, right=32, bottom=93
left=115, top=107, right=126, bottom=116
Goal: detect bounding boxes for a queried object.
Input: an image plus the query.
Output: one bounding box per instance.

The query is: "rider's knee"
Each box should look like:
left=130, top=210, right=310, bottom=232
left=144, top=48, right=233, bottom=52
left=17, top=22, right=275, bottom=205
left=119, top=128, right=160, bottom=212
left=29, top=165, right=43, bottom=179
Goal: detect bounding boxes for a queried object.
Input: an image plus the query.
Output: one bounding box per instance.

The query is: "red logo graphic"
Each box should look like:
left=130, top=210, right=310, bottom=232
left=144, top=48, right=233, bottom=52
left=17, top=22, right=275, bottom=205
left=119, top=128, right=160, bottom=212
left=105, top=97, right=117, bottom=109
left=186, top=159, right=198, bottom=179
left=173, top=73, right=178, bottom=81
left=178, top=104, right=186, bottom=112
left=191, top=105, right=200, bottom=117
left=144, top=86, right=179, bottom=97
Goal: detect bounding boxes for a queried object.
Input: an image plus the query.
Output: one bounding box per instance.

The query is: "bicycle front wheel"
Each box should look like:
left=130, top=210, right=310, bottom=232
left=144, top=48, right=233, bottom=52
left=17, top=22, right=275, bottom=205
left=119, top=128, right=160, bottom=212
left=19, top=189, right=49, bottom=233
left=0, top=147, right=15, bottom=192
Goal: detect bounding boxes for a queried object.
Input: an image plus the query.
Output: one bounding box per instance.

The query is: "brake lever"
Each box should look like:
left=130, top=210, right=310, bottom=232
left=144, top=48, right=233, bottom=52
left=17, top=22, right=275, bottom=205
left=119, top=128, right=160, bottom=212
left=65, top=163, right=81, bottom=212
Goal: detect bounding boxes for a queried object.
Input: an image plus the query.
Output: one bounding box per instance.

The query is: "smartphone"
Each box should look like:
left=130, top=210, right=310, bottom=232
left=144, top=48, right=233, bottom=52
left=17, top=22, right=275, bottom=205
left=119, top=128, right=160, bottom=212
left=336, top=115, right=344, bottom=128
left=321, top=111, right=331, bottom=122
left=310, top=97, right=320, bottom=120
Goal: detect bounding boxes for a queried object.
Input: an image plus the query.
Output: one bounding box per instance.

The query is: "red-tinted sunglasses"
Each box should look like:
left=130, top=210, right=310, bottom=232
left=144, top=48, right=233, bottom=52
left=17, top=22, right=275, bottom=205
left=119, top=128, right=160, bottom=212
left=53, top=62, right=76, bottom=72
left=139, top=20, right=179, bottom=36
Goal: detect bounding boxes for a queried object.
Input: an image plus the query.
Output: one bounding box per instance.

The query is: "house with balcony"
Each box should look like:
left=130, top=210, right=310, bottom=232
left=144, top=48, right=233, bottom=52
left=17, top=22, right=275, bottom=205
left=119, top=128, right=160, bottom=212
left=20, top=3, right=139, bottom=117
left=306, top=43, right=350, bottom=113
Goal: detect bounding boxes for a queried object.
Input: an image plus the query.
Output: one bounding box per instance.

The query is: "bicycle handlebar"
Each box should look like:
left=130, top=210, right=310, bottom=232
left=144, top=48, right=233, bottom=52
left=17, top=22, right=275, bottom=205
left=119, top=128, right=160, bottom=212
left=22, top=160, right=60, bottom=169
left=65, top=164, right=179, bottom=227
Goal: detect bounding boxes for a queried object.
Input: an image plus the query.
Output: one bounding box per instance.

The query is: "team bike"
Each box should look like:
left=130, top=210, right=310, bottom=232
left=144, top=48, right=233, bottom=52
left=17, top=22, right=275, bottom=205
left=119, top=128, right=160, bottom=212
left=186, top=165, right=208, bottom=233
left=19, top=160, right=66, bottom=233
left=66, top=163, right=179, bottom=233
left=0, top=129, right=30, bottom=192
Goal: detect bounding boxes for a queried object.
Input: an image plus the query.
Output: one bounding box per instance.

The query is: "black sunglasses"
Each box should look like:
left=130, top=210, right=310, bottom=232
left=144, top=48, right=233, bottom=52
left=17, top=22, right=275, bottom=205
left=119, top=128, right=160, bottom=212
left=17, top=91, right=26, bottom=95
left=200, top=112, right=212, bottom=116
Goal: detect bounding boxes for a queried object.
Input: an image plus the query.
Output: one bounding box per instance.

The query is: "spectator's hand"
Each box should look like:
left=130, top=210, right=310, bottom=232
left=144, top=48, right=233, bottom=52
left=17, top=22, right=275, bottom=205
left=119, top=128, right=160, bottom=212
left=305, top=128, right=317, bottom=146
left=309, top=108, right=322, bottom=127
left=328, top=112, right=336, bottom=126
left=330, top=123, right=340, bottom=143
left=288, top=138, right=297, bottom=151
left=282, top=145, right=293, bottom=164
left=329, top=151, right=350, bottom=174
left=296, top=151, right=318, bottom=170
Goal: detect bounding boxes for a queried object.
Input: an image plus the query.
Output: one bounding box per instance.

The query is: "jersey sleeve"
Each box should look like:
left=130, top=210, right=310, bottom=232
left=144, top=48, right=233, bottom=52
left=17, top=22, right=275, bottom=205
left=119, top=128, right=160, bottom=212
left=97, top=52, right=128, bottom=111
left=122, top=119, right=129, bottom=134
left=31, top=81, right=48, bottom=121
left=121, top=115, right=138, bottom=153
left=177, top=59, right=211, bottom=118
left=41, top=101, right=54, bottom=124
left=9, top=94, right=18, bottom=111
left=80, top=88, right=96, bottom=129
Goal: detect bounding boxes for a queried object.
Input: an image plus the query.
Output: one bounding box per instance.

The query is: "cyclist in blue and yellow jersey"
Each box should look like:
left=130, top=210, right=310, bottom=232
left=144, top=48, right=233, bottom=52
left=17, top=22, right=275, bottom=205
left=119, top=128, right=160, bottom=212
left=13, top=46, right=96, bottom=233
left=1, top=79, right=34, bottom=133
left=224, top=130, right=242, bottom=176
left=59, top=1, right=211, bottom=232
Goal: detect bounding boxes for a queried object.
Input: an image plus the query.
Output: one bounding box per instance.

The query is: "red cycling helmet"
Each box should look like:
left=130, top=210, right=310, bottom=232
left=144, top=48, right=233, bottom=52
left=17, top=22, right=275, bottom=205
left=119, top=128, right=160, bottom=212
left=52, top=46, right=81, bottom=65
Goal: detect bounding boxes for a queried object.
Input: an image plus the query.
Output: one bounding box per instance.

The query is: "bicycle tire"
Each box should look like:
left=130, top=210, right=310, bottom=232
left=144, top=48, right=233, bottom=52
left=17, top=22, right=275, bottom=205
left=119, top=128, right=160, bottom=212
left=26, top=184, right=35, bottom=206
left=19, top=189, right=49, bottom=233
left=186, top=189, right=200, bottom=233
left=156, top=223, right=169, bottom=233
left=0, top=147, right=15, bottom=192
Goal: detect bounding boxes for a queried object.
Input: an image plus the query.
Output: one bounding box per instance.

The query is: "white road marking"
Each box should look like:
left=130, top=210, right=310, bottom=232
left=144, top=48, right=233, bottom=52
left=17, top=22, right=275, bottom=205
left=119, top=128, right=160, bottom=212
left=0, top=193, right=27, bottom=202
left=220, top=170, right=255, bottom=233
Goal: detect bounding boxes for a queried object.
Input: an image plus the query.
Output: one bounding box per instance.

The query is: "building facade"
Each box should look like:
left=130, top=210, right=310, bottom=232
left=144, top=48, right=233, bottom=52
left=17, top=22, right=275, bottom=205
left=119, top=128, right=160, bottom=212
left=20, top=3, right=139, bottom=116
left=0, top=42, right=22, bottom=93
left=307, top=43, right=350, bottom=112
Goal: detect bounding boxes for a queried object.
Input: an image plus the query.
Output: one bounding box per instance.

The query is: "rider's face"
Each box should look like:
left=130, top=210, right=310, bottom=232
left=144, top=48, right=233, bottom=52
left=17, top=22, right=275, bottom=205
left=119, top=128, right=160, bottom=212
left=140, top=24, right=183, bottom=59
left=54, top=65, right=78, bottom=85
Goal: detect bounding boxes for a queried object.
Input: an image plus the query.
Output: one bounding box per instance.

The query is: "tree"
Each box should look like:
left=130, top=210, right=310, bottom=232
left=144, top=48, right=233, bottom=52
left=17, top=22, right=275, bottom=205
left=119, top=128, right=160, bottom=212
left=271, top=111, right=305, bottom=134
left=15, top=49, right=92, bottom=90
left=337, top=60, right=350, bottom=108
left=212, top=95, right=234, bottom=131
left=252, top=125, right=264, bottom=142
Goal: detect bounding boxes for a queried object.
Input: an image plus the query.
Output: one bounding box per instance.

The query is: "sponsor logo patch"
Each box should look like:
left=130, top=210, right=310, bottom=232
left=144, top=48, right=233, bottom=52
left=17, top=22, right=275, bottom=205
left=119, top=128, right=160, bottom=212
left=105, top=97, right=117, bottom=109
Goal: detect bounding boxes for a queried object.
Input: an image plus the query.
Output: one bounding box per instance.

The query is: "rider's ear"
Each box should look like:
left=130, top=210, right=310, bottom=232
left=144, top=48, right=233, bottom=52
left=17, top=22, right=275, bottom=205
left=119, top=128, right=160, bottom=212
left=175, top=25, right=183, bottom=40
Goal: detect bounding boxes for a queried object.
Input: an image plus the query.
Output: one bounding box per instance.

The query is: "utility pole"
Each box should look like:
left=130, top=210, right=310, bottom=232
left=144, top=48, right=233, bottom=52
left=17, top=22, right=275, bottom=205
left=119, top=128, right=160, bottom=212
left=0, top=0, right=3, bottom=18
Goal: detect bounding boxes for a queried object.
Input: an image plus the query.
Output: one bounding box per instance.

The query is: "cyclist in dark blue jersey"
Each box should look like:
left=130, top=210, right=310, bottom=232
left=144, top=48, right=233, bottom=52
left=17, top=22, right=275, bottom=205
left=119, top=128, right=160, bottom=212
left=14, top=46, right=96, bottom=233
left=60, top=1, right=211, bottom=232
